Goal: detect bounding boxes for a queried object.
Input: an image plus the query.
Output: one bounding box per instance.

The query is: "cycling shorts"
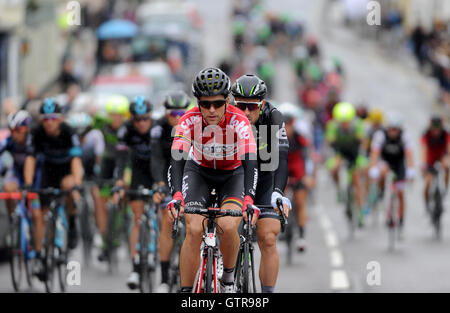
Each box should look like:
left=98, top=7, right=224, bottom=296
left=380, top=160, right=405, bottom=182
left=129, top=158, right=153, bottom=201
left=254, top=172, right=279, bottom=220
left=326, top=154, right=369, bottom=172
left=182, top=160, right=244, bottom=210
left=40, top=162, right=71, bottom=207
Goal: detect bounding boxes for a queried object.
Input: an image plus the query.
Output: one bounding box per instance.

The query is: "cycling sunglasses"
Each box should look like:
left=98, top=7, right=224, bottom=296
left=198, top=100, right=227, bottom=110
left=133, top=115, right=151, bottom=122
left=168, top=110, right=186, bottom=118
left=41, top=114, right=61, bottom=121
left=236, top=100, right=263, bottom=112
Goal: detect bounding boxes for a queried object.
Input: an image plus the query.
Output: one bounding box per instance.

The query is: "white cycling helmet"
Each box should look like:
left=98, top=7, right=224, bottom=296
left=67, top=112, right=92, bottom=135
left=277, top=102, right=304, bottom=121
left=7, top=110, right=32, bottom=129
left=385, top=112, right=403, bottom=129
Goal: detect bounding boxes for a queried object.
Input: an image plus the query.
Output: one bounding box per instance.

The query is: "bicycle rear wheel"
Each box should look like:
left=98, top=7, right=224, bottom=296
left=8, top=214, right=23, bottom=292
left=105, top=203, right=120, bottom=274
left=139, top=224, right=153, bottom=293
left=80, top=198, right=93, bottom=267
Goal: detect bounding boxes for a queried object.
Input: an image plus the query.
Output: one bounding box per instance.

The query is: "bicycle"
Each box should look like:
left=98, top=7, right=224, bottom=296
left=113, top=185, right=160, bottom=293
left=77, top=183, right=96, bottom=267
left=0, top=191, right=37, bottom=292
left=31, top=188, right=71, bottom=293
left=177, top=189, right=242, bottom=293
left=339, top=161, right=362, bottom=238
left=427, top=162, right=445, bottom=240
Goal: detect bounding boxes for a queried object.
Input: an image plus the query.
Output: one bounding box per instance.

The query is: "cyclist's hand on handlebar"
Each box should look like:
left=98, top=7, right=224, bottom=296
left=111, top=182, right=125, bottom=205
left=242, top=195, right=260, bottom=227
left=152, top=192, right=165, bottom=205
left=271, top=192, right=291, bottom=218
left=167, top=191, right=184, bottom=222
left=406, top=167, right=415, bottom=181
left=71, top=185, right=82, bottom=203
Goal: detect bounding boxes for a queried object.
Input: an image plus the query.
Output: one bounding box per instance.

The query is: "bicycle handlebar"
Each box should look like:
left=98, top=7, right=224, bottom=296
left=184, top=207, right=243, bottom=217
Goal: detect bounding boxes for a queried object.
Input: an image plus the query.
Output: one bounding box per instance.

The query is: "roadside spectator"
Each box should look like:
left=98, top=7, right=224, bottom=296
left=21, top=84, right=39, bottom=110
left=58, top=58, right=81, bottom=92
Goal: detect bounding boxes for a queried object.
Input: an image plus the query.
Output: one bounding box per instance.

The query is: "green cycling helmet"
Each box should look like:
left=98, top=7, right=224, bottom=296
left=332, top=102, right=356, bottom=123
left=105, top=95, right=130, bottom=116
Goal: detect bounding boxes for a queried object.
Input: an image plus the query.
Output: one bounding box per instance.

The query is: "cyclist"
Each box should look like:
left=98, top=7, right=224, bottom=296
left=167, top=68, right=258, bottom=293
left=325, top=102, right=368, bottom=225
left=95, top=95, right=129, bottom=262
left=24, top=98, right=83, bottom=280
left=277, top=102, right=313, bottom=252
left=0, top=111, right=40, bottom=214
left=367, top=108, right=385, bottom=156
left=150, top=90, right=190, bottom=293
left=369, top=112, right=415, bottom=236
left=231, top=74, right=291, bottom=293
left=420, top=116, right=450, bottom=212
left=111, top=96, right=158, bottom=289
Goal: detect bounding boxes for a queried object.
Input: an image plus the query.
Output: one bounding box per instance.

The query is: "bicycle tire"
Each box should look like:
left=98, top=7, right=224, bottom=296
left=8, top=214, right=22, bottom=292
left=105, top=203, right=119, bottom=274
left=234, top=248, right=243, bottom=293
left=387, top=195, right=397, bottom=251
left=80, top=198, right=93, bottom=267
left=205, top=247, right=214, bottom=293
left=57, top=212, right=69, bottom=292
left=250, top=247, right=257, bottom=293
left=43, top=217, right=56, bottom=293
left=139, top=222, right=151, bottom=293
left=242, top=243, right=249, bottom=293
left=433, top=189, right=443, bottom=239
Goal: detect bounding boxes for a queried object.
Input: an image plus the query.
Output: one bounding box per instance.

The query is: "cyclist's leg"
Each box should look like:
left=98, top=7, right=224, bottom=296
left=255, top=172, right=280, bottom=293
left=179, top=161, right=209, bottom=289
left=158, top=196, right=174, bottom=287
left=442, top=155, right=449, bottom=190
left=96, top=157, right=115, bottom=237
left=423, top=168, right=433, bottom=209
left=129, top=199, right=144, bottom=262
left=3, top=176, right=19, bottom=215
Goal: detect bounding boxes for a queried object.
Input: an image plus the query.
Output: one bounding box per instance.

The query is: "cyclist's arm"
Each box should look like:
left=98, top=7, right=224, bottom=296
left=402, top=133, right=414, bottom=168
left=114, top=125, right=129, bottom=183
left=168, top=151, right=188, bottom=195
left=150, top=125, right=166, bottom=184
left=420, top=136, right=427, bottom=166
left=271, top=109, right=289, bottom=194
left=24, top=129, right=38, bottom=185
left=69, top=132, right=84, bottom=185
left=369, top=130, right=384, bottom=167
left=241, top=154, right=258, bottom=200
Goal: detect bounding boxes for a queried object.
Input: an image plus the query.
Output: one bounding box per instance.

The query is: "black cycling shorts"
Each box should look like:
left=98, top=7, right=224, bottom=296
left=183, top=160, right=244, bottom=210
left=40, top=162, right=72, bottom=207
left=254, top=172, right=279, bottom=220
left=129, top=158, right=153, bottom=201
left=385, top=160, right=406, bottom=181
left=100, top=157, right=116, bottom=181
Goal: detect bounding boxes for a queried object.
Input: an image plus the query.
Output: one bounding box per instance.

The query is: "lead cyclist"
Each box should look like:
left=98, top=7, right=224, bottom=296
left=167, top=68, right=259, bottom=293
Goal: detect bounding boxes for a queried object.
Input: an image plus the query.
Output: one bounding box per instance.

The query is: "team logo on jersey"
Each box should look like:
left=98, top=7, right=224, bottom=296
left=229, top=115, right=250, bottom=139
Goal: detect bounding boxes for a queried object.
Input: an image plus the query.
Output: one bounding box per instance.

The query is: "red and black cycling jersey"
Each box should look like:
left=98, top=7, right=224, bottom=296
left=287, top=131, right=310, bottom=180
left=172, top=105, right=256, bottom=170
left=421, top=129, right=450, bottom=166
left=169, top=104, right=258, bottom=201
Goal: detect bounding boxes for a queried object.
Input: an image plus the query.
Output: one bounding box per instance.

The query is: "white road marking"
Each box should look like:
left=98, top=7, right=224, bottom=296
left=331, top=270, right=350, bottom=290
left=316, top=205, right=350, bottom=291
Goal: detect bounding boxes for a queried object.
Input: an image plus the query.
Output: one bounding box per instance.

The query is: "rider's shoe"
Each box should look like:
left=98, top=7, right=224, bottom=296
left=156, top=283, right=170, bottom=293
left=296, top=238, right=306, bottom=253
left=220, top=281, right=235, bottom=293
left=126, top=272, right=139, bottom=290
left=97, top=249, right=109, bottom=262
left=33, top=258, right=46, bottom=282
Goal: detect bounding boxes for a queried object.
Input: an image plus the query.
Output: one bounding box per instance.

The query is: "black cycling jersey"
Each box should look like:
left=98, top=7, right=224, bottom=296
left=150, top=117, right=173, bottom=184
left=101, top=124, right=120, bottom=159
left=381, top=130, right=405, bottom=166
left=26, top=122, right=82, bottom=165
left=115, top=120, right=153, bottom=180
left=253, top=102, right=289, bottom=196
left=0, top=135, right=28, bottom=174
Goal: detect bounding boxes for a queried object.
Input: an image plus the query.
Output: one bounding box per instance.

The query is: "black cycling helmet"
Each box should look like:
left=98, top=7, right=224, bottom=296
left=40, top=98, right=62, bottom=114
left=192, top=67, right=231, bottom=98
left=130, top=96, right=152, bottom=116
left=231, top=74, right=267, bottom=99
left=164, top=90, right=191, bottom=109
left=431, top=115, right=443, bottom=129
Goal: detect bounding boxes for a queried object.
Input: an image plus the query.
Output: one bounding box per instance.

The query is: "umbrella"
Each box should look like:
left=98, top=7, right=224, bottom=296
left=97, top=19, right=139, bottom=40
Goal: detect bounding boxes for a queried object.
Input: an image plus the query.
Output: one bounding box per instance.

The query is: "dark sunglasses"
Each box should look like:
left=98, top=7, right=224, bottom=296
left=198, top=100, right=227, bottom=110
left=133, top=115, right=151, bottom=122
left=236, top=101, right=262, bottom=111
left=41, top=114, right=61, bottom=121
left=168, top=110, right=186, bottom=118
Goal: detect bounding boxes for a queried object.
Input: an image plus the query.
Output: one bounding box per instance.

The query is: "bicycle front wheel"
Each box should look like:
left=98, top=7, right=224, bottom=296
left=8, top=214, right=23, bottom=292
left=43, top=218, right=57, bottom=293
left=139, top=224, right=152, bottom=293
left=205, top=247, right=214, bottom=293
